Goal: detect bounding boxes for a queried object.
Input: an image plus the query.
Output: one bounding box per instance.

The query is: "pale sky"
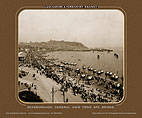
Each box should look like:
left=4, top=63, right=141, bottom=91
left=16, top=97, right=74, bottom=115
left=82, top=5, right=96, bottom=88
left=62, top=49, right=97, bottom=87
left=18, top=10, right=124, bottom=48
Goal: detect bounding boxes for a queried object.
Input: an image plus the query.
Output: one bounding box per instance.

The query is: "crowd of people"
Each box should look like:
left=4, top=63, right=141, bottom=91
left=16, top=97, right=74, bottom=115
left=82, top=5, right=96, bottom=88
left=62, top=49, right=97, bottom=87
left=18, top=49, right=123, bottom=103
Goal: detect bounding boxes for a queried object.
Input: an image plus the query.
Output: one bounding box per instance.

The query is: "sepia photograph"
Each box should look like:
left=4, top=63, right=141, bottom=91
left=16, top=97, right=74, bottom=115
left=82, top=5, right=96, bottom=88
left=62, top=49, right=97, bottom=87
left=17, top=9, right=124, bottom=103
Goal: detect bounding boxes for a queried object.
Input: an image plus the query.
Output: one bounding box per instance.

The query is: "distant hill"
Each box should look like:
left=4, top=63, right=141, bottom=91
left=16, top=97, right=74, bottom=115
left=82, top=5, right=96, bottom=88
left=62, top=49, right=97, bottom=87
left=19, top=40, right=89, bottom=51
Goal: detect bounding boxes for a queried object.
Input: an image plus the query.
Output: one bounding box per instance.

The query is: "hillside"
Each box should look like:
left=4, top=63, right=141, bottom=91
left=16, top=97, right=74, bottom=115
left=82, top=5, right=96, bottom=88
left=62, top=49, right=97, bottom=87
left=46, top=40, right=88, bottom=51
left=19, top=40, right=89, bottom=51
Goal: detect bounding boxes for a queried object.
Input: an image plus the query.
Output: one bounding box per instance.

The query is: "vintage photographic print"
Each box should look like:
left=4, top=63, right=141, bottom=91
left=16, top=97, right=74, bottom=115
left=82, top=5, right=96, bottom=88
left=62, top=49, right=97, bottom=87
left=18, top=9, right=124, bottom=103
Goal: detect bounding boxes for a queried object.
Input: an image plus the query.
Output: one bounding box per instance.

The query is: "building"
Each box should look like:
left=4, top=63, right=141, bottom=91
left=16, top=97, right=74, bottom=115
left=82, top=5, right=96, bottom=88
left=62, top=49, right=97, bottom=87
left=18, top=52, right=26, bottom=62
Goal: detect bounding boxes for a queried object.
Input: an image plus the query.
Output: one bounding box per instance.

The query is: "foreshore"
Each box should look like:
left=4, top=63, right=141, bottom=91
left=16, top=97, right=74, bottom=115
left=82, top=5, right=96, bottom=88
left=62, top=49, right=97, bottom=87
left=18, top=51, right=123, bottom=103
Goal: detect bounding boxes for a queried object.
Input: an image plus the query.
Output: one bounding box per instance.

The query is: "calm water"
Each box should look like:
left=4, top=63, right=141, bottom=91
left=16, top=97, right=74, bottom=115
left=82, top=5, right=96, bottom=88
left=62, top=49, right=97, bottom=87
left=45, top=48, right=123, bottom=77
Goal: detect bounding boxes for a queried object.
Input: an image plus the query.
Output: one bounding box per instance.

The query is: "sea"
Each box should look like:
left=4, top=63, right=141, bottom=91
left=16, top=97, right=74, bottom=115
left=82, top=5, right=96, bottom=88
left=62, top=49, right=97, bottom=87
left=45, top=47, right=124, bottom=78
